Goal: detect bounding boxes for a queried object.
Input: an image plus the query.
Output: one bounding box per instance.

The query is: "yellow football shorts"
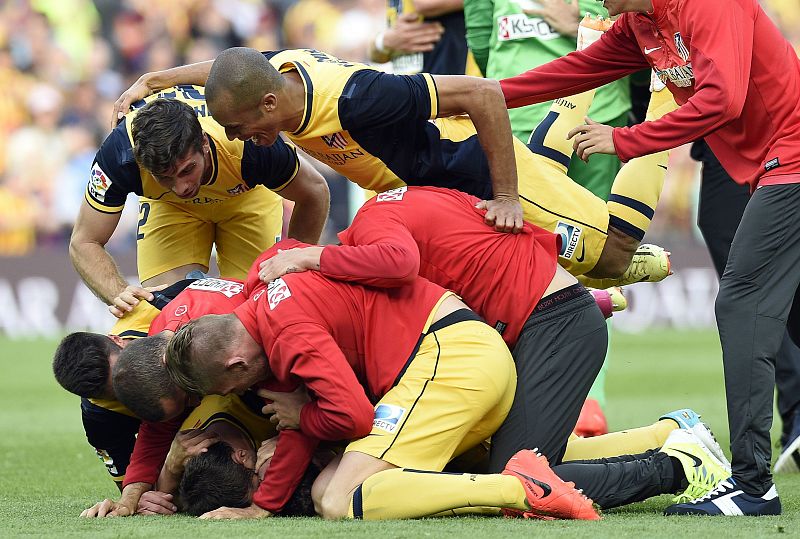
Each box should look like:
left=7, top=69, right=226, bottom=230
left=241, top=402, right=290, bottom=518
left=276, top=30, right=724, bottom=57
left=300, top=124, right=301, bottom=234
left=346, top=316, right=516, bottom=471
left=136, top=185, right=283, bottom=281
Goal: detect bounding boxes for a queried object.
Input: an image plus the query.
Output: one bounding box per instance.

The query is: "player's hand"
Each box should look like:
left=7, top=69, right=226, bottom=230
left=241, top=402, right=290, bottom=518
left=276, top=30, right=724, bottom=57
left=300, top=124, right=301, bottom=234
left=258, top=386, right=310, bottom=431
left=109, top=284, right=168, bottom=318
left=383, top=13, right=444, bottom=54
left=567, top=117, right=617, bottom=162
left=164, top=429, right=220, bottom=475
left=136, top=491, right=177, bottom=516
left=199, top=504, right=271, bottom=520
left=523, top=0, right=579, bottom=38
left=255, top=437, right=279, bottom=477
left=111, top=74, right=155, bottom=129
left=258, top=247, right=322, bottom=284
left=477, top=196, right=524, bottom=233
left=80, top=499, right=134, bottom=518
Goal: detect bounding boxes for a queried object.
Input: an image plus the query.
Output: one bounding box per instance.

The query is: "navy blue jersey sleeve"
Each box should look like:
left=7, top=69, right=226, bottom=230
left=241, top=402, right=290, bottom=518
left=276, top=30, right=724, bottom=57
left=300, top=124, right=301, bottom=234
left=81, top=398, right=142, bottom=487
left=241, top=136, right=300, bottom=192
left=337, top=70, right=439, bottom=131
left=86, top=119, right=143, bottom=213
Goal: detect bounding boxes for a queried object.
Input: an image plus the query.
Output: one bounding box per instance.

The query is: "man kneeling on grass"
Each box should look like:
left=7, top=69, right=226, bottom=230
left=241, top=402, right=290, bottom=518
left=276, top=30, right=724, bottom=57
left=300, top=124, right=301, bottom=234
left=164, top=248, right=600, bottom=521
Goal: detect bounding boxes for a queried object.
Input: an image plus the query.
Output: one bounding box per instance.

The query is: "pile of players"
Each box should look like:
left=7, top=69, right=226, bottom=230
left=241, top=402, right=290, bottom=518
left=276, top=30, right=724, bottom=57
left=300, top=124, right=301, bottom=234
left=53, top=0, right=800, bottom=521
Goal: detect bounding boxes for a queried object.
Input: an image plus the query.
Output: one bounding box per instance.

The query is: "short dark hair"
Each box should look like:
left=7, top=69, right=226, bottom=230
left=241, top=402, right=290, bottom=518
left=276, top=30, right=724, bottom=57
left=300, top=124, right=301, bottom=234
left=206, top=47, right=285, bottom=112
left=131, top=98, right=203, bottom=177
left=52, top=332, right=120, bottom=398
left=112, top=334, right=178, bottom=421
left=179, top=441, right=254, bottom=516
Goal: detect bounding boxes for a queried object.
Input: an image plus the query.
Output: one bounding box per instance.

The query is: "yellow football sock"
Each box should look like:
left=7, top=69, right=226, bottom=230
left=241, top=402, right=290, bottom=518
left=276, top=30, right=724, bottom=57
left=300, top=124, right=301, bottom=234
left=605, top=87, right=678, bottom=243
left=347, top=468, right=527, bottom=520
left=563, top=419, right=678, bottom=461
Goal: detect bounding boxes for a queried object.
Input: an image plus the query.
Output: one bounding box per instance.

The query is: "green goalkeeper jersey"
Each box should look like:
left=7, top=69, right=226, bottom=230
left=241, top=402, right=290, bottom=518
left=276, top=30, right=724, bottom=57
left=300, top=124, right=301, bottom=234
left=464, top=0, right=630, bottom=141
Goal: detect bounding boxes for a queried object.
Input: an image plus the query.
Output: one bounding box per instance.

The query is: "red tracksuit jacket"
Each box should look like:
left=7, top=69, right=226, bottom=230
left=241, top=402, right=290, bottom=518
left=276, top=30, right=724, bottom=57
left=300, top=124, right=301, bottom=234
left=501, top=0, right=800, bottom=190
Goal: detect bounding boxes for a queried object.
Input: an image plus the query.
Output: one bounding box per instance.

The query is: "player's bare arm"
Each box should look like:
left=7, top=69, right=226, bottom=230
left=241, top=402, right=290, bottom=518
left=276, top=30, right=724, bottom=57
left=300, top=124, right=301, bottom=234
left=80, top=481, right=151, bottom=518
left=69, top=200, right=154, bottom=314
left=279, top=156, right=330, bottom=244
left=112, top=61, right=213, bottom=128
left=432, top=75, right=523, bottom=233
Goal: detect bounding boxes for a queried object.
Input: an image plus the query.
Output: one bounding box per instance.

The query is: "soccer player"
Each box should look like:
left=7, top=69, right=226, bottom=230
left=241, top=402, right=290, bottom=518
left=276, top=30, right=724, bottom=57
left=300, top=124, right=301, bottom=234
left=255, top=185, right=604, bottom=470
left=163, top=241, right=731, bottom=520
left=71, top=88, right=329, bottom=317
left=52, top=278, right=201, bottom=489
left=112, top=47, right=671, bottom=283
left=498, top=0, right=800, bottom=516
left=64, top=278, right=246, bottom=518
left=165, top=246, right=601, bottom=520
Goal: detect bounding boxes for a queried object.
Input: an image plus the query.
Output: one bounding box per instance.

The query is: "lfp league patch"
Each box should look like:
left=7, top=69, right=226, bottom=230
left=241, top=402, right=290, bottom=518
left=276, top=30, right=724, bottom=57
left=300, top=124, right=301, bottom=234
left=373, top=404, right=406, bottom=433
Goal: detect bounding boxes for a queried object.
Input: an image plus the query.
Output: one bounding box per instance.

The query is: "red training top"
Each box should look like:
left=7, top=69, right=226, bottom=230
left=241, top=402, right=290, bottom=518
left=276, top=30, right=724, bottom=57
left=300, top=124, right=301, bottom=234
left=122, top=279, right=247, bottom=488
left=320, top=186, right=558, bottom=347
left=500, top=0, right=800, bottom=190
left=240, top=239, right=447, bottom=511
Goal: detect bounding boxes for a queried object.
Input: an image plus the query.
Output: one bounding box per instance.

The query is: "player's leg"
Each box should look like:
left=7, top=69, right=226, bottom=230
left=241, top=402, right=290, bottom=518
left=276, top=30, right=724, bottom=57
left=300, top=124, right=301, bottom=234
left=136, top=198, right=213, bottom=286
left=320, top=316, right=549, bottom=520
left=213, top=186, right=284, bottom=280
left=667, top=183, right=800, bottom=516
left=694, top=142, right=800, bottom=473
left=581, top=83, right=678, bottom=284
left=488, top=284, right=607, bottom=472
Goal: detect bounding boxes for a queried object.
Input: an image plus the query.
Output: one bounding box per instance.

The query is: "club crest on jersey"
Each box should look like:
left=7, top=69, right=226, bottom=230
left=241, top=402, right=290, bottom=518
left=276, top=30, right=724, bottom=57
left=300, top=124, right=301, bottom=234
left=266, top=278, right=292, bottom=310
left=174, top=305, right=188, bottom=317
left=89, top=163, right=112, bottom=201
left=497, top=13, right=558, bottom=41
left=322, top=132, right=347, bottom=150
left=188, top=278, right=244, bottom=298
left=555, top=221, right=582, bottom=260
left=674, top=32, right=690, bottom=62
left=376, top=186, right=407, bottom=202
left=373, top=404, right=406, bottom=433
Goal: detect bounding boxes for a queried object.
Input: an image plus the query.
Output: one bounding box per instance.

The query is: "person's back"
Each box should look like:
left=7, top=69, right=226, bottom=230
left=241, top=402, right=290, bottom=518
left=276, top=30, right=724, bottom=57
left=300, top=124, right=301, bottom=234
left=335, top=186, right=559, bottom=346
left=242, top=239, right=448, bottom=398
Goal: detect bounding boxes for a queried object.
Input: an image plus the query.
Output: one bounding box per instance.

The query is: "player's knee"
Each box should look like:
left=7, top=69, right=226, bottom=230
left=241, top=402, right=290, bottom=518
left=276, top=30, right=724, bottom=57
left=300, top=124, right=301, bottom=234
left=319, top=491, right=349, bottom=520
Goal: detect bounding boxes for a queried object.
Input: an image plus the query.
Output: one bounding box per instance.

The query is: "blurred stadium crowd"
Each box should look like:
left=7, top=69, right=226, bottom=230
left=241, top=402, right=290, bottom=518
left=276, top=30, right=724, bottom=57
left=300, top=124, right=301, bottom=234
left=0, top=0, right=797, bottom=256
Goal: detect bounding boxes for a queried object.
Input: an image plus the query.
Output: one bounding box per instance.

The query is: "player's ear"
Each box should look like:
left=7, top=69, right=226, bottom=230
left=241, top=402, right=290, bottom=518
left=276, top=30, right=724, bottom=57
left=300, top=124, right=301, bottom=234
left=108, top=334, right=126, bottom=348
left=231, top=448, right=249, bottom=465
left=224, top=356, right=247, bottom=371
left=201, top=133, right=210, bottom=153
left=262, top=93, right=277, bottom=113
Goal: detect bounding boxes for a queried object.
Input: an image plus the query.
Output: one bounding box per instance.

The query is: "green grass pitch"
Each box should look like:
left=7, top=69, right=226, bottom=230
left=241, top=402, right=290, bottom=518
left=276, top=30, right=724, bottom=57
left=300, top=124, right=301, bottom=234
left=1, top=330, right=798, bottom=537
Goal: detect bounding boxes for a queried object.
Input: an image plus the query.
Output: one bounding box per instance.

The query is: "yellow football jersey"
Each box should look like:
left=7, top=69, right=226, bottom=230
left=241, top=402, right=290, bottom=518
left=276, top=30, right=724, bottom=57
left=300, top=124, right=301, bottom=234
left=181, top=394, right=277, bottom=449
left=85, top=85, right=299, bottom=214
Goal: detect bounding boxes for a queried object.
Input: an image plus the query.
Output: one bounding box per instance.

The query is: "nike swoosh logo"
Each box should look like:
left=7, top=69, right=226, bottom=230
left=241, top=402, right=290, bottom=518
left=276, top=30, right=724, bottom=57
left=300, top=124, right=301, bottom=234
left=658, top=164, right=668, bottom=170
left=575, top=241, right=586, bottom=263
left=644, top=46, right=661, bottom=54
left=673, top=449, right=704, bottom=468
left=513, top=471, right=552, bottom=498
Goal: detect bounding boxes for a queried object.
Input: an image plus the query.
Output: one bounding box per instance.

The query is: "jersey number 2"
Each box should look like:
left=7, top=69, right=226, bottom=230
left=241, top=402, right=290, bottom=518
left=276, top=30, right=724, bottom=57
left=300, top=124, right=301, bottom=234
left=136, top=202, right=151, bottom=241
